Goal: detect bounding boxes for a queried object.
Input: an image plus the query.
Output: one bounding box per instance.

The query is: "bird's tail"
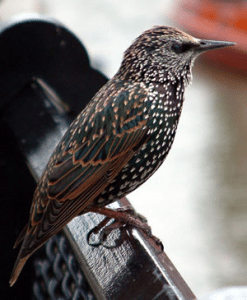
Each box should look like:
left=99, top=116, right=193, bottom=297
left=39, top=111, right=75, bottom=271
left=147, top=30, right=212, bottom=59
left=9, top=253, right=30, bottom=287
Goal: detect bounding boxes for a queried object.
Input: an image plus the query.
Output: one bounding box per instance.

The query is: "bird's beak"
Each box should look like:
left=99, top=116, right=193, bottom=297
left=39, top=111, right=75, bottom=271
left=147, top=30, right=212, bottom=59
left=195, top=39, right=236, bottom=53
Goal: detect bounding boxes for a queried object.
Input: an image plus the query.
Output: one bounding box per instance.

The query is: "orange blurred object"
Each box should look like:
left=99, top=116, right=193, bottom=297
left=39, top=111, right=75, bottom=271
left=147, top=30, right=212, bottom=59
left=172, top=0, right=247, bottom=71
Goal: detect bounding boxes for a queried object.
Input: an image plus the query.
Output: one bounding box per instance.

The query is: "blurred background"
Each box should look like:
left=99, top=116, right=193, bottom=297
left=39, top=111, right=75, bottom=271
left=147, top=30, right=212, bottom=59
left=1, top=0, right=246, bottom=298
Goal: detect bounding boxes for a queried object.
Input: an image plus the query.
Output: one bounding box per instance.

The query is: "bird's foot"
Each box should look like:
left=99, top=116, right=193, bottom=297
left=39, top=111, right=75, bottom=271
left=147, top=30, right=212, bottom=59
left=87, top=218, right=127, bottom=248
left=86, top=206, right=163, bottom=251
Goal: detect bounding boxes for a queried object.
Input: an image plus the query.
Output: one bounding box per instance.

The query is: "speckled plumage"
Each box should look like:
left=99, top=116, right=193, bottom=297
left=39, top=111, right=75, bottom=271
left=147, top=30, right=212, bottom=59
left=10, top=26, right=234, bottom=286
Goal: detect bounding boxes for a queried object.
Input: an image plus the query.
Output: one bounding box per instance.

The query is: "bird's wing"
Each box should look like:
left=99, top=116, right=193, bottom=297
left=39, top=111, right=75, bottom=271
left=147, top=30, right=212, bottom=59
left=21, top=82, right=150, bottom=255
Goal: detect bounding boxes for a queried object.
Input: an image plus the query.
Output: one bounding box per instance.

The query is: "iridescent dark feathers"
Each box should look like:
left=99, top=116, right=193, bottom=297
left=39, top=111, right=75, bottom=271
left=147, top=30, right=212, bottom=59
left=10, top=26, right=234, bottom=286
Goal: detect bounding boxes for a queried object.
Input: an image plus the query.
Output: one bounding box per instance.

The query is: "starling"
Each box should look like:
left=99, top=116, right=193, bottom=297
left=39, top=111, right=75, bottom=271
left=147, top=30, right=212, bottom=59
left=9, top=26, right=234, bottom=286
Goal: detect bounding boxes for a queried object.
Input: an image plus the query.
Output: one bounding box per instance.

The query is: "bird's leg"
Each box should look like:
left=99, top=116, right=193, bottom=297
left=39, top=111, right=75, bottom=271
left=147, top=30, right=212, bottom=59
left=86, top=206, right=142, bottom=247
left=87, top=205, right=151, bottom=232
left=86, top=205, right=163, bottom=250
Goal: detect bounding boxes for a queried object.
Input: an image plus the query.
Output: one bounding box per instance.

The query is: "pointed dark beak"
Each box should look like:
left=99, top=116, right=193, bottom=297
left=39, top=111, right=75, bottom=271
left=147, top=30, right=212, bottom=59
left=195, top=39, right=236, bottom=53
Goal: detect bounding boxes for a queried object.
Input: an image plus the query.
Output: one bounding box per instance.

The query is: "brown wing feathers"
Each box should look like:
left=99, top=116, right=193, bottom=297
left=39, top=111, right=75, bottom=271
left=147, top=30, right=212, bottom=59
left=10, top=83, right=149, bottom=286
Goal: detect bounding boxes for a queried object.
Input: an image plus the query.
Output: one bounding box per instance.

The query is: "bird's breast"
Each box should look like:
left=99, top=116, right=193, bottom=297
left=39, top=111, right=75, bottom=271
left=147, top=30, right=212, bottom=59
left=93, top=81, right=185, bottom=206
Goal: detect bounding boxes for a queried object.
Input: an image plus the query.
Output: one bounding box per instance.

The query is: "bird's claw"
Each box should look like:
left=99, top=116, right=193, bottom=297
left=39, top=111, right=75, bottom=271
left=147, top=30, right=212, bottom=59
left=87, top=220, right=127, bottom=248
left=87, top=207, right=163, bottom=252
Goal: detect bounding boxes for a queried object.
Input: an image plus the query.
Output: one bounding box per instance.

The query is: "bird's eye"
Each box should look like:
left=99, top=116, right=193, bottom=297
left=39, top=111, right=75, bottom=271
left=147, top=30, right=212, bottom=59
left=171, top=42, right=183, bottom=54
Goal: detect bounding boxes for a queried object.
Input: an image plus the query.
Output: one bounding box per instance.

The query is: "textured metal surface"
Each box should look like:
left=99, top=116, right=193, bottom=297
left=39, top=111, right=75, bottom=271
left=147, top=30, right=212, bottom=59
left=33, top=233, right=95, bottom=300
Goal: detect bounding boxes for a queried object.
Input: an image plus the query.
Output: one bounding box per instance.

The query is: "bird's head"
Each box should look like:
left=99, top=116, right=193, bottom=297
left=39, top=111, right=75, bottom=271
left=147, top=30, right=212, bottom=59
left=118, top=26, right=234, bottom=84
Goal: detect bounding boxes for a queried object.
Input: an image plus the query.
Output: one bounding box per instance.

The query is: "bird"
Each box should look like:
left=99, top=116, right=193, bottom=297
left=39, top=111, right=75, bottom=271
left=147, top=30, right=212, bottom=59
left=9, top=26, right=235, bottom=286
